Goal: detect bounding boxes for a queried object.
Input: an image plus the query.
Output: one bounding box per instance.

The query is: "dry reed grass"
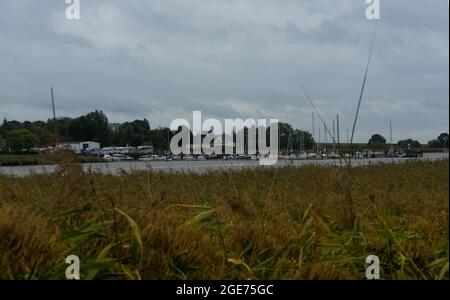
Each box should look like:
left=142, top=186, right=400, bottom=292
left=0, top=160, right=448, bottom=280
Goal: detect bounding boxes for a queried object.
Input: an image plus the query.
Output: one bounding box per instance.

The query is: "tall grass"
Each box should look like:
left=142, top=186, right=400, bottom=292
left=0, top=151, right=103, bottom=166
left=0, top=160, right=448, bottom=280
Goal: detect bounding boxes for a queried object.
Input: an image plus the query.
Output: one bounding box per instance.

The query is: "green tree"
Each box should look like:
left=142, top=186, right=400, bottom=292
left=292, top=129, right=315, bottom=151
left=278, top=123, right=294, bottom=153
left=428, top=133, right=449, bottom=148
left=437, top=133, right=449, bottom=148
left=23, top=121, right=53, bottom=146
left=278, top=123, right=314, bottom=152
left=149, top=127, right=172, bottom=154
left=398, top=139, right=421, bottom=149
left=368, top=134, right=387, bottom=149
left=0, top=120, right=23, bottom=139
left=428, top=139, right=440, bottom=148
left=7, top=129, right=39, bottom=152
left=47, top=117, right=73, bottom=142
left=113, top=119, right=151, bottom=147
left=68, top=111, right=110, bottom=146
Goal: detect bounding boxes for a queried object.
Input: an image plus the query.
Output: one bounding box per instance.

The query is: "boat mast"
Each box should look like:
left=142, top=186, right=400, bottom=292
left=318, top=127, right=321, bottom=152
left=336, top=114, right=341, bottom=153
left=300, top=129, right=304, bottom=153
left=312, top=111, right=315, bottom=152
left=290, top=124, right=294, bottom=154
left=350, top=28, right=377, bottom=145
left=51, top=87, right=59, bottom=145
left=332, top=118, right=336, bottom=152
left=390, top=120, right=393, bottom=154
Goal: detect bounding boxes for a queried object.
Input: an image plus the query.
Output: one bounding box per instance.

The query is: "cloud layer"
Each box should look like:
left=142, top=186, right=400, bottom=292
left=0, top=0, right=448, bottom=142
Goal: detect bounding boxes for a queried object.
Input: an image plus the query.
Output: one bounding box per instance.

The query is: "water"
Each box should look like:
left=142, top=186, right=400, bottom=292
left=0, top=153, right=448, bottom=177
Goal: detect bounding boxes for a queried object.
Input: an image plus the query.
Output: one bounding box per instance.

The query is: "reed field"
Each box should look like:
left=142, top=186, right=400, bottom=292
left=0, top=159, right=448, bottom=280
left=0, top=152, right=103, bottom=166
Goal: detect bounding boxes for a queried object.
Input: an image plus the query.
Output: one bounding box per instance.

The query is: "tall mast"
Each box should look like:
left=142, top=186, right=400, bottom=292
left=390, top=120, right=393, bottom=153
left=301, top=129, right=304, bottom=153
left=337, top=114, right=341, bottom=152
left=350, top=28, right=377, bottom=145
left=312, top=111, right=315, bottom=152
left=51, top=87, right=58, bottom=145
left=290, top=124, right=294, bottom=154
left=167, top=128, right=170, bottom=154
left=332, top=118, right=336, bottom=152
left=318, top=127, right=321, bottom=152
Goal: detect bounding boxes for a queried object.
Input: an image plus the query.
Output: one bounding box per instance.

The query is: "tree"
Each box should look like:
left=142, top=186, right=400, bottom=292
left=437, top=133, right=449, bottom=148
left=68, top=111, right=110, bottom=146
left=368, top=134, right=387, bottom=148
left=292, top=129, right=315, bottom=151
left=278, top=123, right=293, bottom=152
left=7, top=129, right=39, bottom=152
left=276, top=123, right=315, bottom=153
left=47, top=117, right=73, bottom=142
left=0, top=120, right=23, bottom=139
left=428, top=139, right=441, bottom=148
left=113, top=119, right=151, bottom=147
left=398, top=139, right=421, bottom=149
left=428, top=133, right=449, bottom=148
left=149, top=127, right=172, bottom=154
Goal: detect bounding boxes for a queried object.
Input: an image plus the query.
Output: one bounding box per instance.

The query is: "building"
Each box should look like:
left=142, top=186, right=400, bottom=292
left=100, top=146, right=137, bottom=155
left=57, top=141, right=101, bottom=154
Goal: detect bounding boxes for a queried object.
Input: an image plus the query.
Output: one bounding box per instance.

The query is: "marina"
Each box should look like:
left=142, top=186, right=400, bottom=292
left=1, top=152, right=447, bottom=177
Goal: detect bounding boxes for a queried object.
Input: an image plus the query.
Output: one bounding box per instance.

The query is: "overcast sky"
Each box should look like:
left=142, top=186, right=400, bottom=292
left=0, top=0, right=448, bottom=143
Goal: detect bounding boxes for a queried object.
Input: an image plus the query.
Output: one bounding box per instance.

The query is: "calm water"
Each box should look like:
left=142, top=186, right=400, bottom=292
left=1, top=153, right=448, bottom=177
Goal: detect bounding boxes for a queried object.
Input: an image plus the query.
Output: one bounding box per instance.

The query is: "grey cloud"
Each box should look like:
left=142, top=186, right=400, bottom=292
left=0, top=0, right=448, bottom=143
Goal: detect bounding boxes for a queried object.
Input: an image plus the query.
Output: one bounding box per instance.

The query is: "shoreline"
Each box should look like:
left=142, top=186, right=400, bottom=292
left=1, top=152, right=448, bottom=177
left=0, top=154, right=104, bottom=167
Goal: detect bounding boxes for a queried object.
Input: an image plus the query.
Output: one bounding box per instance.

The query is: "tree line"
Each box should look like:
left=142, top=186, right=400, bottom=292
left=367, top=133, right=449, bottom=150
left=0, top=111, right=169, bottom=153
left=0, top=111, right=315, bottom=154
left=0, top=110, right=447, bottom=153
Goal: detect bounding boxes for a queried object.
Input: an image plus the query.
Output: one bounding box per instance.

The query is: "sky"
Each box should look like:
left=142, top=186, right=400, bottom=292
left=0, top=0, right=448, bottom=143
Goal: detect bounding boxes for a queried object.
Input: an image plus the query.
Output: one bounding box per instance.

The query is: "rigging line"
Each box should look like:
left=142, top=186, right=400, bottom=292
left=350, top=26, right=377, bottom=145
left=300, top=83, right=336, bottom=145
